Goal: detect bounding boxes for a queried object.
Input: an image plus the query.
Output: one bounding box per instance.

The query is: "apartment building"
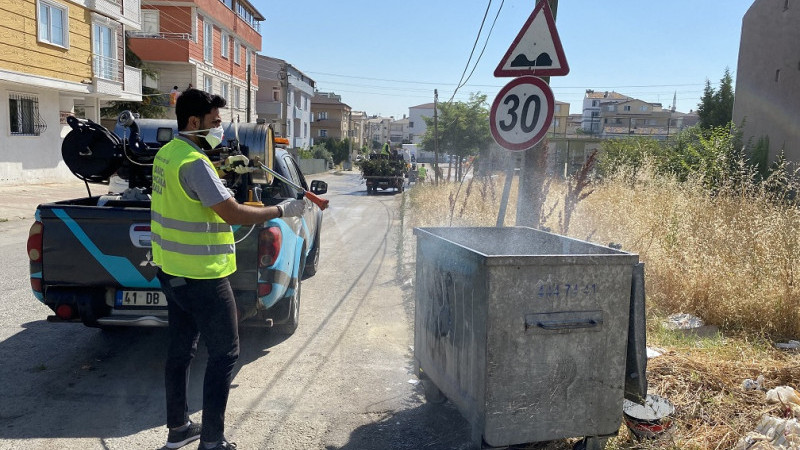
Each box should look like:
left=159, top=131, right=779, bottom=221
left=364, top=116, right=391, bottom=148
left=128, top=0, right=263, bottom=123
left=0, top=0, right=143, bottom=184
left=548, top=101, right=570, bottom=137
left=310, top=92, right=351, bottom=141
left=349, top=110, right=367, bottom=150
left=408, top=102, right=436, bottom=144
left=255, top=55, right=315, bottom=149
left=581, top=90, right=632, bottom=133
left=733, top=0, right=800, bottom=163
left=390, top=116, right=410, bottom=144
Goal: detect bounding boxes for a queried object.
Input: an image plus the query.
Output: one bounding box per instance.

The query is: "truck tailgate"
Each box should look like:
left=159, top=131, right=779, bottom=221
left=38, top=200, right=159, bottom=289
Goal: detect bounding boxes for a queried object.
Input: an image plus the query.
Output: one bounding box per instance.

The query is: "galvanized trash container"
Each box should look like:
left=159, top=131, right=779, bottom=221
left=413, top=227, right=644, bottom=448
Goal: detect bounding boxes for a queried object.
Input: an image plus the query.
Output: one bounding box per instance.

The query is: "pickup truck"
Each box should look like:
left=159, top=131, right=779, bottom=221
left=26, top=114, right=326, bottom=334
left=358, top=153, right=407, bottom=194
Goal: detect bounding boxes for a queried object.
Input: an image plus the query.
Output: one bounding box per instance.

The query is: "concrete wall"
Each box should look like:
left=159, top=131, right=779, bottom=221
left=0, top=88, right=74, bottom=185
left=733, top=0, right=800, bottom=163
left=298, top=158, right=327, bottom=176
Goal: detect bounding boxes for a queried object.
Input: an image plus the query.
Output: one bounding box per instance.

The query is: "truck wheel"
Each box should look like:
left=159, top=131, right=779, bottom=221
left=273, top=278, right=300, bottom=335
left=303, top=234, right=320, bottom=279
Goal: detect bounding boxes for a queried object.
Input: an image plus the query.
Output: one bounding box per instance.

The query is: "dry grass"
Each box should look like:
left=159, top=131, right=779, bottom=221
left=404, top=169, right=800, bottom=449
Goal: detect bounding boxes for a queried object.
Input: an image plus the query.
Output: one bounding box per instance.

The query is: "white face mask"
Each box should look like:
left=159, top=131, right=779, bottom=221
left=182, top=126, right=224, bottom=149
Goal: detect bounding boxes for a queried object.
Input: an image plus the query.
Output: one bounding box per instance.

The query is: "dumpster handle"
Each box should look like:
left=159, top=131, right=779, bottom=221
left=529, top=318, right=602, bottom=331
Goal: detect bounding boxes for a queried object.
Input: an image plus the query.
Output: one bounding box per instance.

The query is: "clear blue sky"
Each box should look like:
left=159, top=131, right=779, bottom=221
left=253, top=0, right=753, bottom=118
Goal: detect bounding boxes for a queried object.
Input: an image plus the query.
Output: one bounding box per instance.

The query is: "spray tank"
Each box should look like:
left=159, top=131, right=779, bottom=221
left=61, top=112, right=277, bottom=203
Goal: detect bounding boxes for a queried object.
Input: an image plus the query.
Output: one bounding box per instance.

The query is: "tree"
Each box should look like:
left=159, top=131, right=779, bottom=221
left=697, top=67, right=734, bottom=129
left=419, top=93, right=491, bottom=181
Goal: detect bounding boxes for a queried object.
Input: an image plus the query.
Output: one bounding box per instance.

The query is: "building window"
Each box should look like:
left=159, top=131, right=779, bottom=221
left=409, top=121, right=414, bottom=128
left=93, top=23, right=116, bottom=80
left=203, top=21, right=213, bottom=62
left=220, top=0, right=232, bottom=8
left=141, top=10, right=159, bottom=34
left=592, top=100, right=599, bottom=107
left=220, top=82, right=229, bottom=101
left=272, top=89, right=279, bottom=101
left=9, top=93, right=45, bottom=136
left=221, top=33, right=229, bottom=58
left=204, top=75, right=213, bottom=93
left=233, top=86, right=241, bottom=109
left=319, top=129, right=327, bottom=137
left=304, top=123, right=307, bottom=138
left=640, top=105, right=648, bottom=112
left=624, top=105, right=631, bottom=111
left=318, top=111, right=328, bottom=120
left=606, top=105, right=615, bottom=112
left=233, top=40, right=240, bottom=65
left=37, top=0, right=68, bottom=47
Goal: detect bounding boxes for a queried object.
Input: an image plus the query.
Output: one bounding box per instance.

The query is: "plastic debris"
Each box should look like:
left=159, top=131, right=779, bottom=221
left=646, top=347, right=664, bottom=359
left=743, top=375, right=766, bottom=391
left=408, top=379, right=420, bottom=386
left=665, top=313, right=704, bottom=330
left=766, top=386, right=800, bottom=406
left=776, top=340, right=800, bottom=350
left=733, top=415, right=800, bottom=449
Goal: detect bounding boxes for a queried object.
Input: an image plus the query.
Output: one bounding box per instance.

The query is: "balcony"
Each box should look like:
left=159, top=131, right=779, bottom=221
left=86, top=0, right=140, bottom=27
left=127, top=31, right=193, bottom=41
left=92, top=54, right=142, bottom=99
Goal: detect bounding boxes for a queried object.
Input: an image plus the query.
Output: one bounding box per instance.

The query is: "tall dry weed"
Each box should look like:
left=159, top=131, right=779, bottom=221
left=408, top=161, right=800, bottom=338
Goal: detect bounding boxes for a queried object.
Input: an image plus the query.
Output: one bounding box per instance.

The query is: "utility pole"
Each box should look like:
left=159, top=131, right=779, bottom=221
left=279, top=64, right=289, bottom=139
left=246, top=60, right=251, bottom=123
left=433, top=89, right=440, bottom=186
left=516, top=0, right=557, bottom=227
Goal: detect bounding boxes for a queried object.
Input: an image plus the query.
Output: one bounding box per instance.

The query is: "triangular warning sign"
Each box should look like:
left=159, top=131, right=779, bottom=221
left=494, top=1, right=569, bottom=77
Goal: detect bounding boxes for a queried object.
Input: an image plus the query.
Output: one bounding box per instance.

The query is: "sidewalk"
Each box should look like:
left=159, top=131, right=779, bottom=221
left=0, top=180, right=95, bottom=223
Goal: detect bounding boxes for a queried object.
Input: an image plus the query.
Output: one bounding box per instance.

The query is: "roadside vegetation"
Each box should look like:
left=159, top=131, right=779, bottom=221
left=402, top=123, right=800, bottom=449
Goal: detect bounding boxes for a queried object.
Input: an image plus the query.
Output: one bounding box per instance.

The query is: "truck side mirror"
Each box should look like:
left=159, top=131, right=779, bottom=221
left=310, top=180, right=328, bottom=195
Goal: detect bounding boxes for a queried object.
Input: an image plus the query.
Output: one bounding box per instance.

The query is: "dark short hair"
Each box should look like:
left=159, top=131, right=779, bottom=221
left=175, top=88, right=226, bottom=130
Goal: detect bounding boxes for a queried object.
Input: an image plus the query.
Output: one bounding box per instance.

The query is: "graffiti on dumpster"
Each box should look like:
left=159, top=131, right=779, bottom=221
left=537, top=282, right=597, bottom=299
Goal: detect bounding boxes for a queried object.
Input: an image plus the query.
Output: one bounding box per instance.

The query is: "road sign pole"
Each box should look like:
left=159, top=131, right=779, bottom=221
left=516, top=0, right=558, bottom=228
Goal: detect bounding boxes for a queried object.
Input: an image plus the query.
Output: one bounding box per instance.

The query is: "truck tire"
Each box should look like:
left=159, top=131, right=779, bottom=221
left=303, top=233, right=321, bottom=279
left=273, top=278, right=300, bottom=335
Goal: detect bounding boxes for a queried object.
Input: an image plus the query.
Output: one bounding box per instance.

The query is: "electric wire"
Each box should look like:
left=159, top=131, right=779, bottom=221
left=449, top=0, right=493, bottom=103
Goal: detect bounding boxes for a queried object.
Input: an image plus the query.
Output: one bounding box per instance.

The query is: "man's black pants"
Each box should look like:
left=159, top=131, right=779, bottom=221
left=157, top=270, right=240, bottom=444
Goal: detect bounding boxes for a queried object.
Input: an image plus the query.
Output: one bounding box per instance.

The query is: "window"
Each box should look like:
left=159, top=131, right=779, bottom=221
left=409, top=121, right=414, bottom=128
left=204, top=75, right=213, bottom=93
left=554, top=105, right=561, bottom=113
left=37, top=0, right=68, bottom=47
left=9, top=93, right=45, bottom=136
left=221, top=33, right=229, bottom=58
left=93, top=23, right=116, bottom=80
left=233, top=40, right=240, bottom=65
left=233, top=86, right=241, bottom=109
left=304, top=123, right=307, bottom=138
left=319, top=129, right=327, bottom=137
left=606, top=105, right=615, bottom=112
left=203, top=21, right=213, bottom=62
left=318, top=111, right=328, bottom=120
left=220, top=82, right=229, bottom=101
left=141, top=10, right=159, bottom=34
left=592, top=100, right=599, bottom=107
left=640, top=105, right=648, bottom=112
left=220, top=0, right=232, bottom=8
left=272, top=89, right=279, bottom=101
left=623, top=105, right=631, bottom=111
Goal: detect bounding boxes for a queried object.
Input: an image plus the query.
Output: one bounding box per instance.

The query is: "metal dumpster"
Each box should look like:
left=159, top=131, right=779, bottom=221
left=413, top=226, right=644, bottom=448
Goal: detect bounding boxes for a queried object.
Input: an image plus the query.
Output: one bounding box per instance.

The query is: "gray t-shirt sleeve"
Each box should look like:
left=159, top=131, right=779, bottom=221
left=178, top=159, right=231, bottom=207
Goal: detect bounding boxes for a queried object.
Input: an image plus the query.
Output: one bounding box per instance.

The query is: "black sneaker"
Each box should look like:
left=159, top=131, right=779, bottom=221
left=198, top=439, right=237, bottom=449
left=166, top=421, right=202, bottom=449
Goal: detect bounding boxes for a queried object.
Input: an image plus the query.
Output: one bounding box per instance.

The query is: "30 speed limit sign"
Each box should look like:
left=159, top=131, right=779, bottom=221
left=490, top=76, right=555, bottom=151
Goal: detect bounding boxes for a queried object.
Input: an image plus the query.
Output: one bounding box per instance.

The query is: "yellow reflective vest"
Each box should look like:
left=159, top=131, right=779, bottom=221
left=151, top=138, right=236, bottom=279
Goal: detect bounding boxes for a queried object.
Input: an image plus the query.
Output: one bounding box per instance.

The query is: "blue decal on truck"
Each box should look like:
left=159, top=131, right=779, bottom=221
left=53, top=209, right=160, bottom=288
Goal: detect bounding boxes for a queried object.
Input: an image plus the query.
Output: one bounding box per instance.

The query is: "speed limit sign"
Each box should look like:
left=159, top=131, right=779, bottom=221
left=490, top=76, right=555, bottom=151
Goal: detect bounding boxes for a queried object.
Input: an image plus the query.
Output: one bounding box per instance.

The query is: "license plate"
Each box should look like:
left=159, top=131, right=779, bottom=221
left=115, top=290, right=167, bottom=307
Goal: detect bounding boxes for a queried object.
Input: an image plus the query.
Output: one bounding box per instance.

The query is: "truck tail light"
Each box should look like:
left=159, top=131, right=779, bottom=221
left=258, top=283, right=272, bottom=297
left=258, top=227, right=282, bottom=268
left=55, top=304, right=75, bottom=320
left=27, top=221, right=43, bottom=262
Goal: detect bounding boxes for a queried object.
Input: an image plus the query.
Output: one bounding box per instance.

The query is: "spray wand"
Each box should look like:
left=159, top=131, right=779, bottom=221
left=255, top=162, right=329, bottom=211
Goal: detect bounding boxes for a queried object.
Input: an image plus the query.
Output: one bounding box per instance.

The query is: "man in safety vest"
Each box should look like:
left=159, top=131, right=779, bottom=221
left=418, top=163, right=427, bottom=184
left=151, top=88, right=304, bottom=450
left=382, top=141, right=391, bottom=155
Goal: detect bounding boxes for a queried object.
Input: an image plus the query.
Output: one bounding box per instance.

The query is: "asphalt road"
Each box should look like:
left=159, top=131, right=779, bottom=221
left=0, top=172, right=476, bottom=450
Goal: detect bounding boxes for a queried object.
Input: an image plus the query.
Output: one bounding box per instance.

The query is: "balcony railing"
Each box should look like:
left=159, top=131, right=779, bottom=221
left=123, top=0, right=141, bottom=25
left=124, top=65, right=141, bottom=96
left=127, top=31, right=193, bottom=40
left=93, top=54, right=120, bottom=81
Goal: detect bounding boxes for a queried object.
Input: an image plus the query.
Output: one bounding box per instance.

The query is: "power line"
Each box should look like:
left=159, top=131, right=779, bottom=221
left=449, top=0, right=493, bottom=102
